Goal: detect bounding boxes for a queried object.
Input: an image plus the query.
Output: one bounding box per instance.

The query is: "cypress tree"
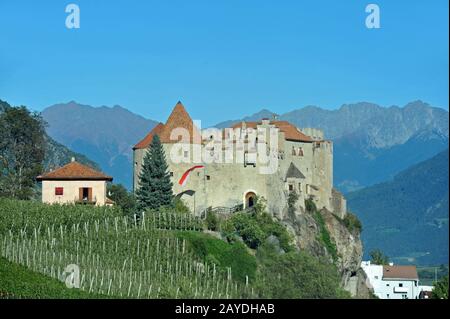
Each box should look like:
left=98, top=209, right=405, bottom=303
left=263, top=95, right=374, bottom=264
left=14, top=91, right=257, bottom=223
left=136, top=134, right=173, bottom=211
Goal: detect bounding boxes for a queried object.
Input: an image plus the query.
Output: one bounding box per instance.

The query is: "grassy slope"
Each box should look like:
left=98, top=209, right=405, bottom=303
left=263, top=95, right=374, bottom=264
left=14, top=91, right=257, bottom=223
left=175, top=231, right=257, bottom=283
left=0, top=257, right=105, bottom=299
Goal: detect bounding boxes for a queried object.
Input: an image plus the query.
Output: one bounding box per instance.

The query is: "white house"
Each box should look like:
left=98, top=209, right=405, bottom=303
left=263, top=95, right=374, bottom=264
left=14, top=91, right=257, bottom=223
left=361, top=261, right=420, bottom=299
left=36, top=159, right=114, bottom=206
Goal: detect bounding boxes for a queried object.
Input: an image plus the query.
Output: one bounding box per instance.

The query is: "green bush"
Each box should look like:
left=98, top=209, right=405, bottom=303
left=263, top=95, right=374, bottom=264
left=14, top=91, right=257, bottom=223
left=172, top=197, right=191, bottom=214
left=305, top=198, right=317, bottom=213
left=255, top=243, right=350, bottom=299
left=205, top=210, right=219, bottom=231
left=0, top=257, right=105, bottom=299
left=343, top=212, right=362, bottom=233
left=177, top=231, right=257, bottom=283
left=313, top=210, right=338, bottom=263
left=222, top=211, right=294, bottom=252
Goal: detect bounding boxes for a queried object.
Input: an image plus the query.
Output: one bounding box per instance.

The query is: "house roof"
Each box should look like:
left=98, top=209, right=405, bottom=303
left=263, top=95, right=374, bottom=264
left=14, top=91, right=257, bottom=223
left=36, top=161, right=113, bottom=181
left=285, top=162, right=305, bottom=180
left=383, top=265, right=419, bottom=280
left=232, top=120, right=314, bottom=142
left=133, top=102, right=201, bottom=150
left=133, top=122, right=165, bottom=150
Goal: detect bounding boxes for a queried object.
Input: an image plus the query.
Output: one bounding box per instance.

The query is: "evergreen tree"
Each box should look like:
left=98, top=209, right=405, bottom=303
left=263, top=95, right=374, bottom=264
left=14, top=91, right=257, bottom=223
left=136, top=135, right=173, bottom=211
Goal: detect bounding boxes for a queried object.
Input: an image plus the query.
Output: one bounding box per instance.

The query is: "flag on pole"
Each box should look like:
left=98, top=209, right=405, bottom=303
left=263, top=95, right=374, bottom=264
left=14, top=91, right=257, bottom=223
left=178, top=165, right=205, bottom=186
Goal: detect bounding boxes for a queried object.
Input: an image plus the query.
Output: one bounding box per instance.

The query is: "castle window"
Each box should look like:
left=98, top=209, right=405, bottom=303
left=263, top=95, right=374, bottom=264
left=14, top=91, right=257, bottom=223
left=55, top=187, right=64, bottom=196
left=298, top=147, right=304, bottom=156
left=292, top=146, right=296, bottom=156
left=206, top=175, right=211, bottom=181
left=288, top=184, right=294, bottom=191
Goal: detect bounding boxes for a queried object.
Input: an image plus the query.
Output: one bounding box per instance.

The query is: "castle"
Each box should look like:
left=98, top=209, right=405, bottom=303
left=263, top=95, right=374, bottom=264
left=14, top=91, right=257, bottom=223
left=133, top=102, right=347, bottom=219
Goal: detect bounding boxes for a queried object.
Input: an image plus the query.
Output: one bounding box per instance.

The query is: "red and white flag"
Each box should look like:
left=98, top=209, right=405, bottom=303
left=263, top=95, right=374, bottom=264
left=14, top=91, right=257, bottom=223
left=178, top=165, right=205, bottom=186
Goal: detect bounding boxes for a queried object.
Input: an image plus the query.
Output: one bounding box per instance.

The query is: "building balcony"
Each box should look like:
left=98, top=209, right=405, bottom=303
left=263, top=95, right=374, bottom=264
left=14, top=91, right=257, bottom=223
left=75, top=196, right=97, bottom=205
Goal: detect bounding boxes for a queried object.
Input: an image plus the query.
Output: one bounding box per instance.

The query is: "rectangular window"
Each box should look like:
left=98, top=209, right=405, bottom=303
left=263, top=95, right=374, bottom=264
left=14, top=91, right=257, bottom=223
left=399, top=283, right=403, bottom=287
left=289, top=184, right=294, bottom=191
left=184, top=151, right=189, bottom=158
left=206, top=175, right=211, bottom=180
left=55, top=187, right=64, bottom=196
left=169, top=172, right=174, bottom=177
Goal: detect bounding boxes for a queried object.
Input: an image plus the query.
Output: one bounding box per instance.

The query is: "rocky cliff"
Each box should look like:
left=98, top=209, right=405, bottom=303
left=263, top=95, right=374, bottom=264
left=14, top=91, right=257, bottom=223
left=279, top=199, right=371, bottom=298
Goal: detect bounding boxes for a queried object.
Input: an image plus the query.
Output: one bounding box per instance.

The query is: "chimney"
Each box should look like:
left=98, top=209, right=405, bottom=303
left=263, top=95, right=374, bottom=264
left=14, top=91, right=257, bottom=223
left=261, top=118, right=270, bottom=125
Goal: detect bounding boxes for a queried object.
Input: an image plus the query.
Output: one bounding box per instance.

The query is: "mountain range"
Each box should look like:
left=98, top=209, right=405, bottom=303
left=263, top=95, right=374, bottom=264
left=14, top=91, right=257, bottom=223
left=347, top=149, right=449, bottom=266
left=42, top=102, right=158, bottom=188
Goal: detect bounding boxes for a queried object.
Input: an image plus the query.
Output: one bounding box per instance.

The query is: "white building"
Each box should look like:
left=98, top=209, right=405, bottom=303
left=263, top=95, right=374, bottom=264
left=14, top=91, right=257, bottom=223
left=361, top=261, right=420, bottom=299
left=37, top=159, right=114, bottom=206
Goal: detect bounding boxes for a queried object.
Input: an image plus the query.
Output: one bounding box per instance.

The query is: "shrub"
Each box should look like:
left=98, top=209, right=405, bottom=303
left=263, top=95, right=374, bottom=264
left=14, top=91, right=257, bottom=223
left=305, top=198, right=317, bottom=212
left=205, top=210, right=219, bottom=231
left=342, top=212, right=362, bottom=233
left=255, top=243, right=350, bottom=299
left=313, top=210, right=338, bottom=262
left=172, top=197, right=191, bottom=214
left=177, top=231, right=257, bottom=283
left=222, top=211, right=294, bottom=252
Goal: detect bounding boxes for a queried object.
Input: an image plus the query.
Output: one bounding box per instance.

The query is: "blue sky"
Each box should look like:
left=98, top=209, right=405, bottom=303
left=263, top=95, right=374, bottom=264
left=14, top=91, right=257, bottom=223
left=0, top=0, right=448, bottom=126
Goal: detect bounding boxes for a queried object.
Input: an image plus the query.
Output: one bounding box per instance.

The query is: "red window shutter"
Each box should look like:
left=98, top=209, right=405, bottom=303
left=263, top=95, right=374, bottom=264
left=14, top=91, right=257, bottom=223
left=55, top=187, right=64, bottom=196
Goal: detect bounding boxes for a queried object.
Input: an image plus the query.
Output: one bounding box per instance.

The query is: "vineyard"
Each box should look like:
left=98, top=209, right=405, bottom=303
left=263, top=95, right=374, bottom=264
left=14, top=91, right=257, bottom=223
left=0, top=199, right=255, bottom=299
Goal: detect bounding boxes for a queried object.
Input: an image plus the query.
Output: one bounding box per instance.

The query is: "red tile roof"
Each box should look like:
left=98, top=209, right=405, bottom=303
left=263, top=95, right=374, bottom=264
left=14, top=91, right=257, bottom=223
left=133, top=102, right=201, bottom=150
left=133, top=122, right=165, bottom=150
left=383, top=265, right=418, bottom=280
left=159, top=101, right=201, bottom=144
left=232, top=120, right=314, bottom=142
left=37, top=161, right=113, bottom=181
left=134, top=103, right=314, bottom=149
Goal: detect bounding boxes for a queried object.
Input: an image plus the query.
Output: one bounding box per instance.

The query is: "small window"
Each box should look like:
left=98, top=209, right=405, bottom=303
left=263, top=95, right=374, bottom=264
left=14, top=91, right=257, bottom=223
left=288, top=184, right=294, bottom=191
left=386, top=283, right=390, bottom=287
left=374, top=276, right=378, bottom=279
left=169, top=172, right=174, bottom=177
left=206, top=175, right=211, bottom=181
left=399, top=283, right=403, bottom=287
left=184, top=151, right=189, bottom=158
left=55, top=187, right=64, bottom=196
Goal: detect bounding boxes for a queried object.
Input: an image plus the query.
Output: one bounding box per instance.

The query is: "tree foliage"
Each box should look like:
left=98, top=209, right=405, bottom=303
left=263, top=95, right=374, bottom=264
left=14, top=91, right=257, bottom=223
left=432, top=275, right=449, bottom=299
left=136, top=135, right=173, bottom=211
left=255, top=242, right=350, bottom=298
left=0, top=103, right=46, bottom=199
left=369, top=249, right=390, bottom=265
left=107, top=183, right=136, bottom=216
left=222, top=200, right=294, bottom=252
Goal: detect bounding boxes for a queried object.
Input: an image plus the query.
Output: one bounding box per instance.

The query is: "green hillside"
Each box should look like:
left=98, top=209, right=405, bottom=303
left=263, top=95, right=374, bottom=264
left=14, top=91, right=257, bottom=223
left=0, top=257, right=104, bottom=299
left=347, top=149, right=449, bottom=265
left=0, top=198, right=348, bottom=299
